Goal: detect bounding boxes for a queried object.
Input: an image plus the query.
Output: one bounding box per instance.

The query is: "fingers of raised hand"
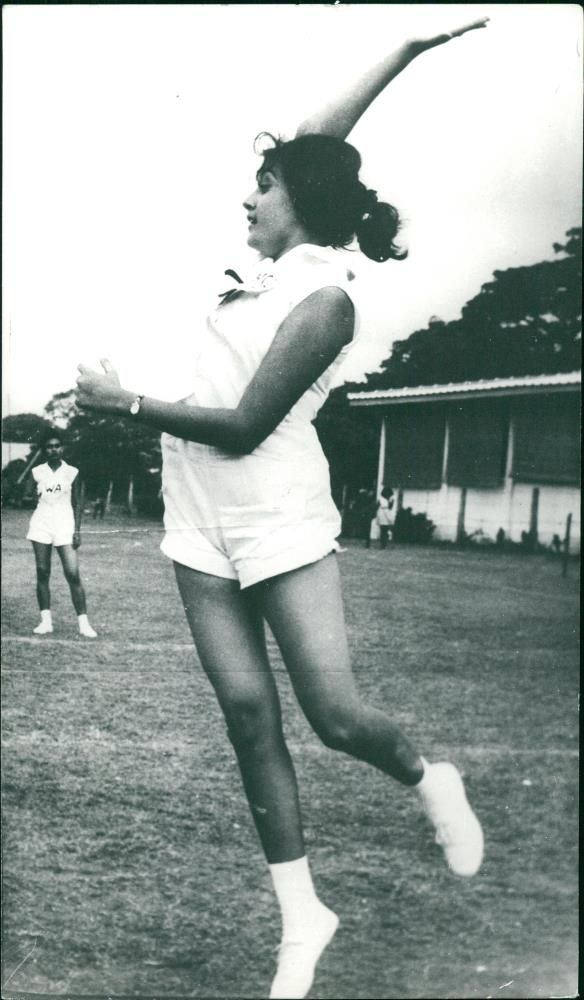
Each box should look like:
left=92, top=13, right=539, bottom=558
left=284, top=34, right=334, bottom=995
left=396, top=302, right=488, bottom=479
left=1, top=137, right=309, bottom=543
left=452, top=17, right=490, bottom=38
left=76, top=366, right=97, bottom=405
left=100, top=358, right=114, bottom=374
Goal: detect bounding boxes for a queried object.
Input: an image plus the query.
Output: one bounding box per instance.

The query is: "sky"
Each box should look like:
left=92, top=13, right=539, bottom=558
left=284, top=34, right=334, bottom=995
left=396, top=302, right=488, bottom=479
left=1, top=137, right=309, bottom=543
left=2, top=3, right=582, bottom=417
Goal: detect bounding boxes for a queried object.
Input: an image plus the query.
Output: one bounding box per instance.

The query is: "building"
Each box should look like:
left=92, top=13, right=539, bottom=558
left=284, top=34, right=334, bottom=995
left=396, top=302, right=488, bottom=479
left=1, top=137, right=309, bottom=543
left=348, top=371, right=580, bottom=553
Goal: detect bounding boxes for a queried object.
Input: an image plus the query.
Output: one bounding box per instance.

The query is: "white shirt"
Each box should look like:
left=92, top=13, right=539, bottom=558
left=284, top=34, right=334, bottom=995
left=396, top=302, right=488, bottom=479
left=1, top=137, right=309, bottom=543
left=376, top=495, right=395, bottom=527
left=182, top=243, right=361, bottom=458
left=32, top=461, right=78, bottom=511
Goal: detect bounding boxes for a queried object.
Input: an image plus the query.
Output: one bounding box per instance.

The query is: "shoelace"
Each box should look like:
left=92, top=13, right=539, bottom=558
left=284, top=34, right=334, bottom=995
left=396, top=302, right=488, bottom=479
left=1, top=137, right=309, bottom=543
left=434, top=819, right=461, bottom=847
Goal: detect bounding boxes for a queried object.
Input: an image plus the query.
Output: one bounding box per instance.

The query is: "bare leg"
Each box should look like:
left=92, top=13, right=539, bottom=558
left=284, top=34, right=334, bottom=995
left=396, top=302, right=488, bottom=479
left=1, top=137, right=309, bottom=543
left=32, top=542, right=52, bottom=610
left=254, top=554, right=423, bottom=785
left=56, top=545, right=87, bottom=615
left=174, top=563, right=305, bottom=863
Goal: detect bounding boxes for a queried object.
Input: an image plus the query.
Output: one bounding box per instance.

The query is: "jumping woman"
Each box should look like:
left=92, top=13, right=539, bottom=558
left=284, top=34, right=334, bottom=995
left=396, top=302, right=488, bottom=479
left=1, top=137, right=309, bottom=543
left=77, top=18, right=487, bottom=998
left=27, top=431, right=97, bottom=638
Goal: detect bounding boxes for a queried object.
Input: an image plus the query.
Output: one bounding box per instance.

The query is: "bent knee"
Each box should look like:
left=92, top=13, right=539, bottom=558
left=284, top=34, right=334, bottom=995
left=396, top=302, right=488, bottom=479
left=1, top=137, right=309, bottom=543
left=313, top=709, right=362, bottom=753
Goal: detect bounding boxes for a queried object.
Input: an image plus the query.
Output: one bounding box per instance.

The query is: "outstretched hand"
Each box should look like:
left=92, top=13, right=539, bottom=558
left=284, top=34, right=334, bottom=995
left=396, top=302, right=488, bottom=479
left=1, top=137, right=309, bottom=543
left=414, top=17, right=489, bottom=54
left=76, top=359, right=127, bottom=413
left=449, top=16, right=490, bottom=39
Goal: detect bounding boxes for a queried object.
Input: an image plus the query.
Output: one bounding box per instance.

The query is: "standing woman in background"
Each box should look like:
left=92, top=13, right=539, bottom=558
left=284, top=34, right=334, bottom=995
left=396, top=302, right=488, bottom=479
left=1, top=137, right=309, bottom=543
left=27, top=431, right=97, bottom=638
left=376, top=486, right=396, bottom=549
left=77, top=18, right=488, bottom=998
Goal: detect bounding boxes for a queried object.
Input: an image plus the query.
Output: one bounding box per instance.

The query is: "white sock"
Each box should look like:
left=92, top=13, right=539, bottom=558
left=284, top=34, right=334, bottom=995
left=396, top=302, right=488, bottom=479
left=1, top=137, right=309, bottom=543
left=269, top=857, right=324, bottom=940
left=78, top=614, right=97, bottom=636
left=415, top=756, right=432, bottom=792
left=40, top=610, right=52, bottom=625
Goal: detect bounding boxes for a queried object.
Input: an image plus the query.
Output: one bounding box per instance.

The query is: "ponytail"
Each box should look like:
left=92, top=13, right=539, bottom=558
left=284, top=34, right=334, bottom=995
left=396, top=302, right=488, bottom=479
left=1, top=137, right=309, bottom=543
left=355, top=189, right=407, bottom=263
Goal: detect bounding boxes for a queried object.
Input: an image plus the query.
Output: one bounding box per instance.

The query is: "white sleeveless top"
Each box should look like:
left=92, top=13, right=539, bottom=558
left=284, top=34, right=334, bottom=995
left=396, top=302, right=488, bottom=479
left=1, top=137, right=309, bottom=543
left=31, top=461, right=78, bottom=512
left=182, top=242, right=360, bottom=458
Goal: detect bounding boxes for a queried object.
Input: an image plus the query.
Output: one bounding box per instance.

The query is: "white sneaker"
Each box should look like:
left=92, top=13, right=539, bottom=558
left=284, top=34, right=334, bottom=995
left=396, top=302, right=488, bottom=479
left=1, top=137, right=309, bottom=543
left=418, top=761, right=484, bottom=877
left=79, top=623, right=98, bottom=638
left=33, top=621, right=53, bottom=635
left=269, top=907, right=339, bottom=999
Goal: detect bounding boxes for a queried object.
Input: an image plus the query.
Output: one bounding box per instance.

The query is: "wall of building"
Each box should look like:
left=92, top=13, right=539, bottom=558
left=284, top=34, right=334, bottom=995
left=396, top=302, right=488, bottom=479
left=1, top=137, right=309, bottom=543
left=398, top=481, right=580, bottom=553
left=375, top=389, right=580, bottom=554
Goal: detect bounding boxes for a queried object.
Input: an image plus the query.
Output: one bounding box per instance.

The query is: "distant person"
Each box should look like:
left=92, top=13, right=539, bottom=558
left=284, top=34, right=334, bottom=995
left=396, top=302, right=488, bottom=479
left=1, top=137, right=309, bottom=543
left=361, top=489, right=378, bottom=548
left=92, top=497, right=106, bottom=520
left=26, top=432, right=97, bottom=638
left=376, top=486, right=395, bottom=549
left=352, top=488, right=376, bottom=547
left=77, top=18, right=486, bottom=999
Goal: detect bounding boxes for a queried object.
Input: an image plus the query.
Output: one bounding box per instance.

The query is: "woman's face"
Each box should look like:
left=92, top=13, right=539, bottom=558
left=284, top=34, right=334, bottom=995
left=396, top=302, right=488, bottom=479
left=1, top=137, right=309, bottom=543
left=243, top=166, right=310, bottom=260
left=44, top=438, right=63, bottom=462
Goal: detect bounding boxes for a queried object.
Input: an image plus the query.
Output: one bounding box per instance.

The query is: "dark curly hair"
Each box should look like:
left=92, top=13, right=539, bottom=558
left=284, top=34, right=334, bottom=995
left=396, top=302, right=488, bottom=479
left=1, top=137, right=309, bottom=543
left=40, top=428, right=65, bottom=450
left=254, top=132, right=407, bottom=263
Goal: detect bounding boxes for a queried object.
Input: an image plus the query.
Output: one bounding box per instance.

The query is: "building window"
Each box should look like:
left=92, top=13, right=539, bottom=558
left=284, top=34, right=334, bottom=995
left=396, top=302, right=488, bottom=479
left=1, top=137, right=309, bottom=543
left=513, top=393, right=580, bottom=485
left=446, top=400, right=508, bottom=488
left=385, top=404, right=445, bottom=489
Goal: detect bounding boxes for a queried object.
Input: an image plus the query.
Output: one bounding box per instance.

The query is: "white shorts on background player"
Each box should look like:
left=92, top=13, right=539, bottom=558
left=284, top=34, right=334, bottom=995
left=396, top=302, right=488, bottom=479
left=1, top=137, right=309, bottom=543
left=26, top=461, right=78, bottom=547
left=376, top=496, right=394, bottom=527
left=161, top=243, right=362, bottom=589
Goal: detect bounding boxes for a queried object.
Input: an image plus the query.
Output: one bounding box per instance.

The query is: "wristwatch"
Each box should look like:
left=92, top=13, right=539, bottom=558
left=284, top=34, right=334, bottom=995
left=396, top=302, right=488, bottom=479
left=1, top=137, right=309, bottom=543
left=129, top=394, right=145, bottom=416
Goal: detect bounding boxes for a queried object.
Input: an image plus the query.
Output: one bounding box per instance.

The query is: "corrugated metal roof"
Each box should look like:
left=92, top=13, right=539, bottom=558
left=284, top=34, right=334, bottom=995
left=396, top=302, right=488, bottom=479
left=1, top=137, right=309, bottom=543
left=348, top=371, right=581, bottom=406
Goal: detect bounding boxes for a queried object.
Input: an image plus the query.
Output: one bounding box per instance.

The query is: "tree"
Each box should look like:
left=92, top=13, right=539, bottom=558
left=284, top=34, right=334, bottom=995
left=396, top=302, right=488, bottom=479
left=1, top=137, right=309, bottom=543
left=1, top=458, right=33, bottom=507
left=2, top=413, right=53, bottom=444
left=365, top=228, right=582, bottom=390
left=44, top=389, right=79, bottom=427
left=315, top=385, right=380, bottom=505
left=65, top=409, right=163, bottom=515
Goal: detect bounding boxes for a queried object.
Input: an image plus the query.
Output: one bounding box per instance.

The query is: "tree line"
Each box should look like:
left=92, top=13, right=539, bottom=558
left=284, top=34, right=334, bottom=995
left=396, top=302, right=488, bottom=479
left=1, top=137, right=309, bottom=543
left=3, top=228, right=581, bottom=513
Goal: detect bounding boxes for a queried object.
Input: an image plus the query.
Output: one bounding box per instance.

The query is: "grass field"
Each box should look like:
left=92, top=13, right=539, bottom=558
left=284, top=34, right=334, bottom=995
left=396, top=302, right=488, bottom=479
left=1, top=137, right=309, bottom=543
left=1, top=508, right=579, bottom=1000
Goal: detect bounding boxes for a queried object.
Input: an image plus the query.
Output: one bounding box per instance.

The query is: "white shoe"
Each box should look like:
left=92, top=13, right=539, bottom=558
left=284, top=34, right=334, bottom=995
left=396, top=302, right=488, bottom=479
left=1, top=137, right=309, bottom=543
left=33, top=621, right=53, bottom=635
left=418, top=761, right=484, bottom=877
left=79, top=623, right=98, bottom=638
left=269, top=907, right=339, bottom=999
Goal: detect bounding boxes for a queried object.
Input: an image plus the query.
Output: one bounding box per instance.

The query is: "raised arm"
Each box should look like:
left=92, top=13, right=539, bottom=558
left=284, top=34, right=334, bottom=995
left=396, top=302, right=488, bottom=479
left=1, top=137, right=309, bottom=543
left=295, top=17, right=489, bottom=140
left=76, top=288, right=354, bottom=455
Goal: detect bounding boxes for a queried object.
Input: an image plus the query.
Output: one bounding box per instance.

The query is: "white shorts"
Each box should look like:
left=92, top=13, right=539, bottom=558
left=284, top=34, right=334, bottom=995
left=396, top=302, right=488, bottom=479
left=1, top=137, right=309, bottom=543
left=160, top=433, right=341, bottom=589
left=27, top=509, right=75, bottom=547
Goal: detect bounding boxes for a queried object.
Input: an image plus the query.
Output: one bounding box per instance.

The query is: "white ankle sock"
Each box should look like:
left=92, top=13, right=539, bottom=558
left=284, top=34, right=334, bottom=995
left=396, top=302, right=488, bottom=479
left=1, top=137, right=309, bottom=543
left=78, top=614, right=89, bottom=627
left=415, top=756, right=431, bottom=791
left=41, top=610, right=52, bottom=625
left=269, top=856, right=323, bottom=939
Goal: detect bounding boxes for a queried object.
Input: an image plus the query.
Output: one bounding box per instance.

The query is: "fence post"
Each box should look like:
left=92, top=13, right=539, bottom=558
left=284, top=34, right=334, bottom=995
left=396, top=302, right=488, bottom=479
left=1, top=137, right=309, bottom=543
left=15, top=447, right=41, bottom=485
left=104, top=479, right=114, bottom=514
left=561, top=513, right=572, bottom=578
left=456, top=487, right=467, bottom=544
left=529, top=487, right=540, bottom=548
